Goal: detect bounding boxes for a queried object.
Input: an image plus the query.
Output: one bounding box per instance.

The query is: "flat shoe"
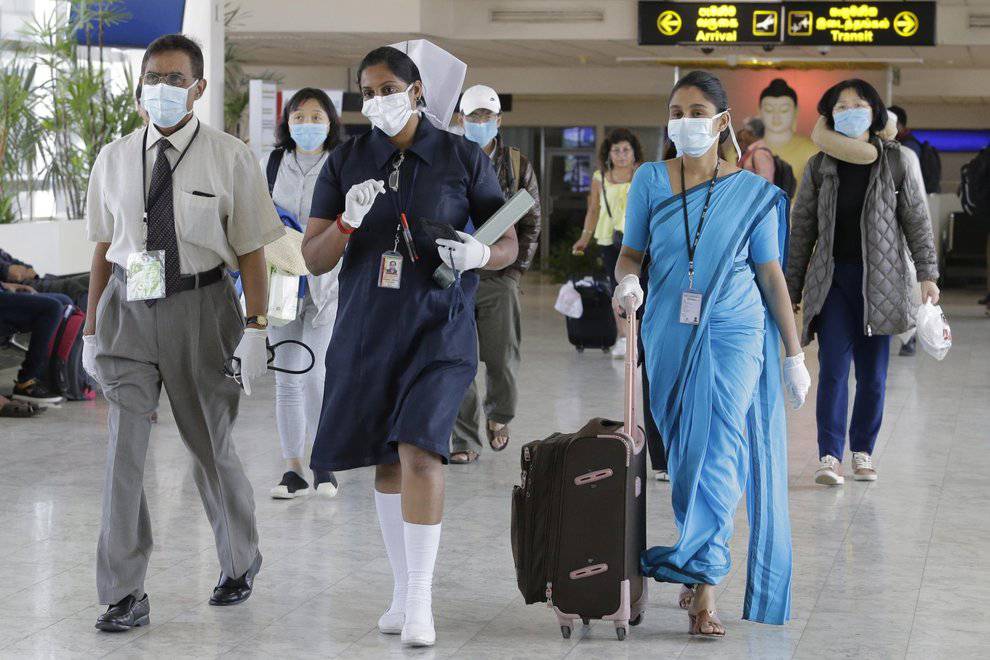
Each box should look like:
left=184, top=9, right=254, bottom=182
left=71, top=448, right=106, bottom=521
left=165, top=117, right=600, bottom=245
left=688, top=609, right=725, bottom=637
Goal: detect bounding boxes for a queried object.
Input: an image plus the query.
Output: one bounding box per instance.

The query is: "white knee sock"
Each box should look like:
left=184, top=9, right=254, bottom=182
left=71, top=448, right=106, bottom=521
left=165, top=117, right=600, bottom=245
left=375, top=491, right=406, bottom=614
left=403, top=521, right=441, bottom=626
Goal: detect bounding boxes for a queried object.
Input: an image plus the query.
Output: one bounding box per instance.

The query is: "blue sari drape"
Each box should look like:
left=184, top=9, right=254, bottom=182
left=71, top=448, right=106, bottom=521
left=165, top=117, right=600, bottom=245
left=626, top=165, right=792, bottom=625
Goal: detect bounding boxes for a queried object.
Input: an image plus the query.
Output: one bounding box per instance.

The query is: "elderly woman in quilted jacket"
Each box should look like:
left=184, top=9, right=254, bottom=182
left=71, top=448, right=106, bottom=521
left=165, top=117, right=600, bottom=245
left=786, top=79, right=939, bottom=486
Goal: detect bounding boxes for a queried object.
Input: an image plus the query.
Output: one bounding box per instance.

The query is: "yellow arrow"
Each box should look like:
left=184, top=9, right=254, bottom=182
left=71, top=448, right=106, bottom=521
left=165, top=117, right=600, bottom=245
left=657, top=10, right=682, bottom=37
left=894, top=11, right=919, bottom=38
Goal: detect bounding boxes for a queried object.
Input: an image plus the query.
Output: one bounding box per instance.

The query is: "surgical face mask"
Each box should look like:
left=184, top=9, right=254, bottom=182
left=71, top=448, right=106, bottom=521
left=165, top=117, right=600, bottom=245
left=833, top=107, right=873, bottom=138
left=667, top=111, right=727, bottom=158
left=141, top=79, right=197, bottom=129
left=362, top=91, right=414, bottom=137
left=289, top=122, right=329, bottom=151
left=463, top=119, right=498, bottom=147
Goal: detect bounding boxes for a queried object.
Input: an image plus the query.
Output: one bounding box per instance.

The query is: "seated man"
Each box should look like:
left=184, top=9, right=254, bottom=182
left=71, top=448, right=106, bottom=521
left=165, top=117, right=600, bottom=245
left=1, top=247, right=90, bottom=310
left=0, top=282, right=67, bottom=405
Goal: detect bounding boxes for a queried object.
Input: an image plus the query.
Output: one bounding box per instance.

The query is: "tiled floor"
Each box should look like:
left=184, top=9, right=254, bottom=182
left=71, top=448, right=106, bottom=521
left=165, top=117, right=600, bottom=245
left=1, top=277, right=987, bottom=659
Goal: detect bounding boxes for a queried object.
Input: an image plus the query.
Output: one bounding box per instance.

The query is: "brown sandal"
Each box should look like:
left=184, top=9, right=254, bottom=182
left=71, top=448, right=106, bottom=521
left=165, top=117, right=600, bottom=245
left=487, top=421, right=510, bottom=452
left=449, top=450, right=479, bottom=464
left=688, top=609, right=725, bottom=637
left=678, top=585, right=695, bottom=610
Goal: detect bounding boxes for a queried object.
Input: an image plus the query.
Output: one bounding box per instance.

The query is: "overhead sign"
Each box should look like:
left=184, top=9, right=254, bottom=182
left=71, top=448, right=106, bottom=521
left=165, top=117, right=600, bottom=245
left=638, top=2, right=936, bottom=47
left=783, top=2, right=935, bottom=46
left=639, top=3, right=784, bottom=45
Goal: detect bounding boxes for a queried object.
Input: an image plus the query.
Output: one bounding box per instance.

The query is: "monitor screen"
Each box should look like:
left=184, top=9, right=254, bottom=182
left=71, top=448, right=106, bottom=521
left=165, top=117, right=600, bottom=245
left=912, top=129, right=990, bottom=154
left=73, top=1, right=186, bottom=49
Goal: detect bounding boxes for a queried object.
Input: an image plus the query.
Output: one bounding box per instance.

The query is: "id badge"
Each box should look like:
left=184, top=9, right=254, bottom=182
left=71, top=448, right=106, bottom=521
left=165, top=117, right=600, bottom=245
left=126, top=250, right=166, bottom=301
left=378, top=251, right=403, bottom=289
left=679, top=290, right=703, bottom=326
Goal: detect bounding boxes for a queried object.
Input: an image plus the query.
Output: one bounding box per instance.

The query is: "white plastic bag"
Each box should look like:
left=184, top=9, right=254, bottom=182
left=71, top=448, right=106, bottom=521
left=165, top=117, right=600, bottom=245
left=554, top=281, right=583, bottom=319
left=915, top=302, right=952, bottom=361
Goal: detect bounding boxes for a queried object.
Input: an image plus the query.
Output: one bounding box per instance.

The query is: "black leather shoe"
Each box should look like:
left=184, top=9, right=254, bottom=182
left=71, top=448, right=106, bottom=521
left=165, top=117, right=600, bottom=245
left=209, top=553, right=262, bottom=606
left=95, top=594, right=150, bottom=632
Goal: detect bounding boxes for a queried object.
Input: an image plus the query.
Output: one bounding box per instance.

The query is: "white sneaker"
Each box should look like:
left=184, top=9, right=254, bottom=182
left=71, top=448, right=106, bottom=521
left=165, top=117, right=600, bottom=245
left=654, top=470, right=670, bottom=482
left=611, top=337, right=627, bottom=359
left=378, top=609, right=405, bottom=635
left=815, top=455, right=844, bottom=485
left=852, top=452, right=878, bottom=481
left=401, top=615, right=435, bottom=647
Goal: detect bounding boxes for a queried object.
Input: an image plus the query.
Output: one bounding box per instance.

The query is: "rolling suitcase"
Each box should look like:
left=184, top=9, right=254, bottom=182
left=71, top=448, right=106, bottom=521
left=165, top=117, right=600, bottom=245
left=565, top=276, right=617, bottom=352
left=512, top=305, right=648, bottom=640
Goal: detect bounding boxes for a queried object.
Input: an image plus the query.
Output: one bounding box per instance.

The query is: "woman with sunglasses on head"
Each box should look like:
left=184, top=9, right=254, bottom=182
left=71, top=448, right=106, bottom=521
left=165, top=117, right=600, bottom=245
left=572, top=128, right=643, bottom=358
left=262, top=88, right=343, bottom=500
left=614, top=71, right=808, bottom=636
left=301, top=45, right=516, bottom=648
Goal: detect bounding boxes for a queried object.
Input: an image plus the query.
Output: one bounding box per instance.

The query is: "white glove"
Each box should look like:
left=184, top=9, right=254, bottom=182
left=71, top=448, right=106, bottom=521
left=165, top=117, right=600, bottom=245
left=436, top=231, right=491, bottom=272
left=341, top=179, right=385, bottom=229
left=82, top=334, right=99, bottom=381
left=233, top=328, right=269, bottom=396
left=783, top=352, right=811, bottom=410
left=614, top=274, right=644, bottom=315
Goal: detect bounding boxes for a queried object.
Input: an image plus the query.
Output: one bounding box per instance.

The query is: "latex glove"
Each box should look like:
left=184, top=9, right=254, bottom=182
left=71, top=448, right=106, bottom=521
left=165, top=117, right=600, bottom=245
left=436, top=231, right=491, bottom=272
left=613, top=274, right=644, bottom=317
left=341, top=179, right=385, bottom=229
left=233, top=328, right=269, bottom=396
left=783, top=352, right=811, bottom=410
left=82, top=334, right=99, bottom=381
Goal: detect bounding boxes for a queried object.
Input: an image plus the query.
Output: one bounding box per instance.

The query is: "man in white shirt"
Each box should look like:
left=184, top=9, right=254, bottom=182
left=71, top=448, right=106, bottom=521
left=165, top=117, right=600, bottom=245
left=81, top=34, right=283, bottom=632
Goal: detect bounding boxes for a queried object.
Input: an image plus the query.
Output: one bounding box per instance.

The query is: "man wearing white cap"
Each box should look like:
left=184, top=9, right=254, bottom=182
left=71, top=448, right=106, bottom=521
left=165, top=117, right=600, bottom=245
left=450, top=84, right=541, bottom=463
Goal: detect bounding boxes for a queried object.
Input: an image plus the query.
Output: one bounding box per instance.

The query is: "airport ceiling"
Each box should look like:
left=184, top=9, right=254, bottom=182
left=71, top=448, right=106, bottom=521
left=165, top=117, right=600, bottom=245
left=228, top=31, right=990, bottom=70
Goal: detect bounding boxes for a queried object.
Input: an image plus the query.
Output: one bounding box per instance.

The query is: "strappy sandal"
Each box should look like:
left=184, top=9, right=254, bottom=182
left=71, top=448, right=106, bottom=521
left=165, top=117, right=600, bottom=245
left=487, top=421, right=510, bottom=452
left=688, top=609, right=725, bottom=637
left=678, top=585, right=695, bottom=610
left=449, top=450, right=479, bottom=464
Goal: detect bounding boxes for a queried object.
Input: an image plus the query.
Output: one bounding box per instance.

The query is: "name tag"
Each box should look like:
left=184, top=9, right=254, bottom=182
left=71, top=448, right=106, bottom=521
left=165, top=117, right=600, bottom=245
left=378, top=251, right=403, bottom=289
left=126, top=251, right=166, bottom=301
left=680, top=290, right=703, bottom=326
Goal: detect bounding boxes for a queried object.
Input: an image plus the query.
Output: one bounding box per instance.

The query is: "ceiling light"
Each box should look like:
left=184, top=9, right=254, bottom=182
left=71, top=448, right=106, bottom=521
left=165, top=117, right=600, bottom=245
left=490, top=10, right=604, bottom=23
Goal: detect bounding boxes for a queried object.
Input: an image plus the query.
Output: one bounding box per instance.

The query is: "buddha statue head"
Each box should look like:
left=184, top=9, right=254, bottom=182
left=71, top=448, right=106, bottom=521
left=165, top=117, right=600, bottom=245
left=759, top=78, right=799, bottom=147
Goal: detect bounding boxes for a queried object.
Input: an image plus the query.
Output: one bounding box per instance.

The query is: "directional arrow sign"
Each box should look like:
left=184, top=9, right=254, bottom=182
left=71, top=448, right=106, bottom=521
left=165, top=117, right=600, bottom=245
left=657, top=10, right=682, bottom=36
left=894, top=11, right=919, bottom=38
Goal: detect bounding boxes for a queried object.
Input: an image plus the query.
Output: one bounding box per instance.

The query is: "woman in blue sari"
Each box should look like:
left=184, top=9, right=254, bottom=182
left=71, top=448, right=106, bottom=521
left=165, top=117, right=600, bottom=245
left=614, top=71, right=810, bottom=637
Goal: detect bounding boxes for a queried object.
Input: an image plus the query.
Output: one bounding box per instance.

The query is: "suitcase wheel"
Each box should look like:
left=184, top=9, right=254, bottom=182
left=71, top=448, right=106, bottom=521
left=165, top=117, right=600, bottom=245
left=630, top=613, right=643, bottom=627
left=616, top=625, right=627, bottom=641
left=560, top=625, right=572, bottom=639
left=581, top=617, right=590, bottom=626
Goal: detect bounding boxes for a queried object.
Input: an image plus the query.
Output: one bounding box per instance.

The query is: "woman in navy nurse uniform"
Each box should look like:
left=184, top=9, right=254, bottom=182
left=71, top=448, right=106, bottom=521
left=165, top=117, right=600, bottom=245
left=302, top=45, right=516, bottom=649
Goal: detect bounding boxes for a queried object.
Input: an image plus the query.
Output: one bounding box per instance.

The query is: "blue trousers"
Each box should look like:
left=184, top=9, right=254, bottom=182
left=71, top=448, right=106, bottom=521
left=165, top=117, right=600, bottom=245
left=815, top=263, right=890, bottom=459
left=0, top=291, right=67, bottom=383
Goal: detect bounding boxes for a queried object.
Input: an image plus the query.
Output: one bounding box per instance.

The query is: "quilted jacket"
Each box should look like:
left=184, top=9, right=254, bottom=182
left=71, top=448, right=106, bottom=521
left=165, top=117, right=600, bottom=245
left=785, top=140, right=938, bottom=346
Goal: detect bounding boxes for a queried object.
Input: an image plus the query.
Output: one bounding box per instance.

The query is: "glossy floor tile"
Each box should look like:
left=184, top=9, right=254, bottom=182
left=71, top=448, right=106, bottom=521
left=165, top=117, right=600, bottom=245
left=1, top=278, right=987, bottom=659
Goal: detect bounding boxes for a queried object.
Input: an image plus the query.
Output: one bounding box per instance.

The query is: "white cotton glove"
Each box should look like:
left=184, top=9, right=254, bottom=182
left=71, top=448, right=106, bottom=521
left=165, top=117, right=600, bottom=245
left=613, top=274, right=644, bottom=316
left=436, top=231, right=491, bottom=272
left=233, top=328, right=269, bottom=396
left=341, top=179, right=385, bottom=229
left=82, top=334, right=99, bottom=381
left=783, top=352, right=811, bottom=410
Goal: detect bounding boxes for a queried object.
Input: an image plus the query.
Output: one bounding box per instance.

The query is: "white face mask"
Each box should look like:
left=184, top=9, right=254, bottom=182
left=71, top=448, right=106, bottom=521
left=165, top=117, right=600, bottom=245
left=667, top=111, right=728, bottom=158
left=362, top=91, right=414, bottom=137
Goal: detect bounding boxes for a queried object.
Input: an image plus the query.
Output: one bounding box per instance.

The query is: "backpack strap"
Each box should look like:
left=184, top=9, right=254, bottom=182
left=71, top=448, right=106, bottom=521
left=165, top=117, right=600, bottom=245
left=508, top=147, right=522, bottom=193
left=266, top=148, right=285, bottom=196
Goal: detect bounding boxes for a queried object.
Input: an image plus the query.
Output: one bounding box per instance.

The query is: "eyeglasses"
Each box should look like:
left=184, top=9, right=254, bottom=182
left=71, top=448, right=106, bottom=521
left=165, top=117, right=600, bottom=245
left=142, top=72, right=193, bottom=87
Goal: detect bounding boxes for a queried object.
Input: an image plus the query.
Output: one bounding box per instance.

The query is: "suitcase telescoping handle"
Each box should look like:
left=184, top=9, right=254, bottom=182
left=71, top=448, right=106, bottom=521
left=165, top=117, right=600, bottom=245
left=623, top=296, right=638, bottom=437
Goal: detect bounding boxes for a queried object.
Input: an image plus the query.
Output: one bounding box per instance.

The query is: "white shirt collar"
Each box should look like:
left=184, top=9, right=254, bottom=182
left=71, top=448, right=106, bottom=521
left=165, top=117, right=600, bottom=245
left=146, top=115, right=199, bottom=153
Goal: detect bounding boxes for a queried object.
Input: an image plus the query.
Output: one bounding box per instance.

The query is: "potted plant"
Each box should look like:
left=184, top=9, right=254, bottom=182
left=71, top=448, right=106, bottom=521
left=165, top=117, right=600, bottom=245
left=0, top=54, right=39, bottom=224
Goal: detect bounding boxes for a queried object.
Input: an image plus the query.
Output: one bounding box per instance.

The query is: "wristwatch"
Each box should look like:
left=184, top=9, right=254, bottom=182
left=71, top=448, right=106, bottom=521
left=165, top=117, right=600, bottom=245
left=245, top=315, right=269, bottom=329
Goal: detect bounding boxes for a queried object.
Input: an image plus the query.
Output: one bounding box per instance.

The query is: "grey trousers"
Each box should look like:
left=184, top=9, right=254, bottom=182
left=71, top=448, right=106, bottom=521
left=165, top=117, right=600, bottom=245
left=93, top=276, right=259, bottom=605
left=452, top=274, right=521, bottom=452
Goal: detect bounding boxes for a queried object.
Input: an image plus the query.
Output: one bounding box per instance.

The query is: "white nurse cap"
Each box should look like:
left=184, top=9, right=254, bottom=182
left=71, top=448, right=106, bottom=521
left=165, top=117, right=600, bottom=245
left=388, top=39, right=467, bottom=133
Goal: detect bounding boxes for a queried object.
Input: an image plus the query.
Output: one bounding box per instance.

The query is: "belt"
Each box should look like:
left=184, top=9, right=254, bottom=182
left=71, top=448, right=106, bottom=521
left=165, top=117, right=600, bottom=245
left=113, top=264, right=224, bottom=293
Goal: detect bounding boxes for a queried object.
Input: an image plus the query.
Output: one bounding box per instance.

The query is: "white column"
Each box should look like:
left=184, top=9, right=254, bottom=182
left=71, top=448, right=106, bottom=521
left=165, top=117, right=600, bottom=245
left=183, top=0, right=224, bottom=128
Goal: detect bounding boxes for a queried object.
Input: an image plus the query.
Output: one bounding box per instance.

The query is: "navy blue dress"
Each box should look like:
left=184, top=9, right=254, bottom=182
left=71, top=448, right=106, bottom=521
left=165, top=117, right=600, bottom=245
left=308, top=119, right=505, bottom=470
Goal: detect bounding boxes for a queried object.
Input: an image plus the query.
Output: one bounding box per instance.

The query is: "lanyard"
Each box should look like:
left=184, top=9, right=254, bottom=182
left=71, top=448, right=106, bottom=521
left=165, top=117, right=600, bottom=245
left=680, top=156, right=720, bottom=290
left=386, top=151, right=420, bottom=259
left=140, top=122, right=201, bottom=221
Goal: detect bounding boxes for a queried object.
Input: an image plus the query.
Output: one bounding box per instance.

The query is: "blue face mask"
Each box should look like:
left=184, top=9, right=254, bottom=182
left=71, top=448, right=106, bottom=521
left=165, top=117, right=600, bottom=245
left=289, top=123, right=329, bottom=151
left=141, top=80, right=197, bottom=129
left=833, top=107, right=873, bottom=138
left=463, top=119, right=498, bottom=147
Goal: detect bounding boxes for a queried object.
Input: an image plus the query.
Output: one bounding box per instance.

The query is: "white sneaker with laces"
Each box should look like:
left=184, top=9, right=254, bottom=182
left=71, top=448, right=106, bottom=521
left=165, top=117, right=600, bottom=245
left=611, top=336, right=627, bottom=359
left=852, top=452, right=878, bottom=481
left=815, top=455, right=844, bottom=485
